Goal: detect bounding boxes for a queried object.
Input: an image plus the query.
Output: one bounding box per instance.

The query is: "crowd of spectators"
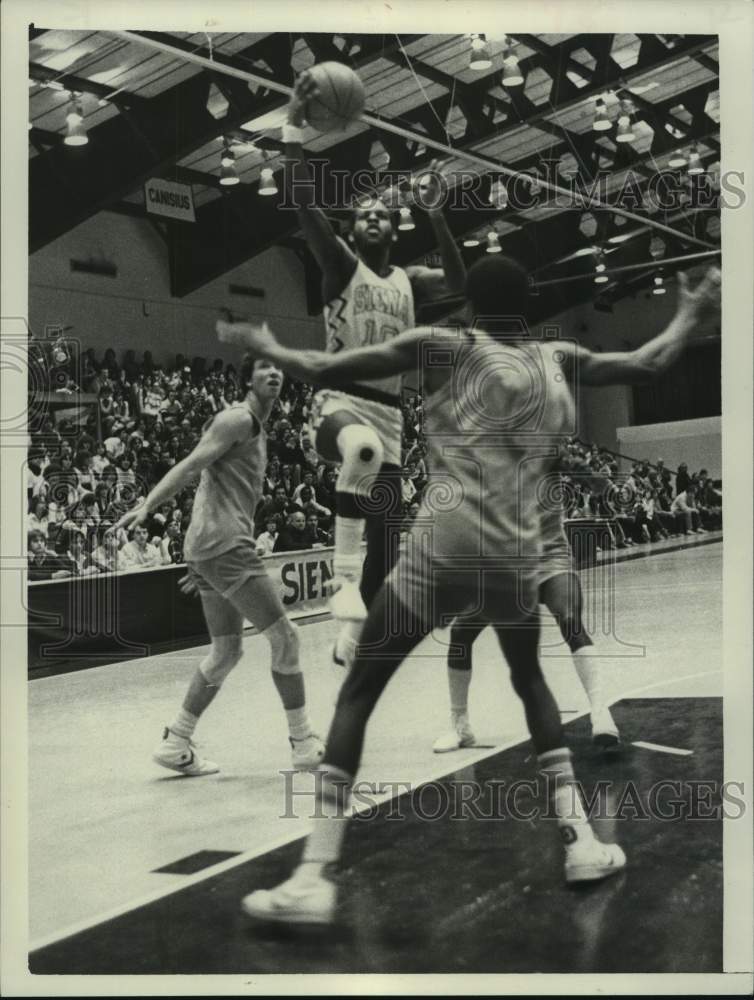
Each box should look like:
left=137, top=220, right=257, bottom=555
left=26, top=337, right=721, bottom=581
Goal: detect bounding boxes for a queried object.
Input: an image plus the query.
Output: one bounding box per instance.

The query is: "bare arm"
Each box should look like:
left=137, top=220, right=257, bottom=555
left=113, top=411, right=250, bottom=531
left=564, top=268, right=720, bottom=386
left=218, top=320, right=439, bottom=387
left=405, top=163, right=466, bottom=301
left=285, top=71, right=356, bottom=295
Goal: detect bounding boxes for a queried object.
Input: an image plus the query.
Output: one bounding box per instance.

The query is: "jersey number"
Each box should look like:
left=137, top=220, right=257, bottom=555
left=364, top=320, right=400, bottom=346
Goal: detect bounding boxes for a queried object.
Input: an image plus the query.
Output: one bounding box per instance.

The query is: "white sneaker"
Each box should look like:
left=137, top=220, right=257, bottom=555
left=152, top=728, right=219, bottom=776
left=326, top=577, right=367, bottom=622
left=241, top=873, right=336, bottom=925
left=565, top=837, right=626, bottom=884
left=432, top=715, right=476, bottom=753
left=290, top=733, right=325, bottom=769
left=591, top=708, right=620, bottom=749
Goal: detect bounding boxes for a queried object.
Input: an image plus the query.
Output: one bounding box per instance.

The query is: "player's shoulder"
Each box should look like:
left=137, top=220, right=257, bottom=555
left=210, top=403, right=256, bottom=435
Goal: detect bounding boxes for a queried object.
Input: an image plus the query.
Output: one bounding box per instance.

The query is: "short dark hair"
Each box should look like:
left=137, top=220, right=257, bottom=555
left=465, top=255, right=531, bottom=331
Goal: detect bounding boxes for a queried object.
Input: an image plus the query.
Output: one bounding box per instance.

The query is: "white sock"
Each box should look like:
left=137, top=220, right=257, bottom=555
left=333, top=515, right=365, bottom=580
left=169, top=708, right=197, bottom=740
left=539, top=747, right=594, bottom=845
left=335, top=621, right=362, bottom=664
left=286, top=706, right=313, bottom=742
left=448, top=667, right=472, bottom=720
left=572, top=645, right=608, bottom=719
left=298, top=766, right=352, bottom=880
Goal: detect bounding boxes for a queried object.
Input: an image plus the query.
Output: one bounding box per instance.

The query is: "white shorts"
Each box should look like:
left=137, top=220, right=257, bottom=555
left=309, top=389, right=403, bottom=468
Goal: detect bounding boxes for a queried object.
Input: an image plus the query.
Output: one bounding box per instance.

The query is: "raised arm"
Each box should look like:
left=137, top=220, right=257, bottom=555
left=284, top=71, right=357, bottom=298
left=563, top=268, right=720, bottom=386
left=405, top=162, right=466, bottom=302
left=218, top=320, right=438, bottom=387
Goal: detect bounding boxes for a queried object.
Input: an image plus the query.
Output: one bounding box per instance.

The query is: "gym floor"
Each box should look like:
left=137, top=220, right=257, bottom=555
left=29, top=541, right=723, bottom=974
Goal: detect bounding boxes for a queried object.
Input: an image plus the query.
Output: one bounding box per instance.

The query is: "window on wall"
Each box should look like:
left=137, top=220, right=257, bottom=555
left=632, top=339, right=721, bottom=425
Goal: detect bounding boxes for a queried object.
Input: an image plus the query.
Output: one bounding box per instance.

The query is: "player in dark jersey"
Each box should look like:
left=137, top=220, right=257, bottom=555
left=281, top=70, right=466, bottom=667
left=115, top=359, right=324, bottom=776
left=221, top=259, right=720, bottom=924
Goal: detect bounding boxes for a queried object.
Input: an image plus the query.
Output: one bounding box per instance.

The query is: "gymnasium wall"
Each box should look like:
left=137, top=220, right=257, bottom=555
left=28, top=211, right=325, bottom=364
left=545, top=262, right=721, bottom=454
left=617, top=416, right=722, bottom=478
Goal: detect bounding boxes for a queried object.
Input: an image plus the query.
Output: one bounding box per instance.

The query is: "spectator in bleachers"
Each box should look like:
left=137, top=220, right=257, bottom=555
left=273, top=510, right=313, bottom=553
left=255, top=518, right=280, bottom=558
left=120, top=524, right=163, bottom=570
left=28, top=530, right=71, bottom=581
left=27, top=498, right=50, bottom=538
left=305, top=513, right=330, bottom=548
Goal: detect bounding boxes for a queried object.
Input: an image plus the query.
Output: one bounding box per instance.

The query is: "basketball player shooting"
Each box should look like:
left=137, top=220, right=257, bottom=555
left=220, top=258, right=720, bottom=925
left=114, top=359, right=324, bottom=777
left=279, top=67, right=466, bottom=669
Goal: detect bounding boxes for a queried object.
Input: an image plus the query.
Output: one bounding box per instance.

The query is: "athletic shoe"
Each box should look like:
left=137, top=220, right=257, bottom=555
left=241, top=873, right=336, bottom=925
left=591, top=708, right=620, bottom=749
left=565, top=838, right=626, bottom=884
left=326, top=577, right=367, bottom=622
left=432, top=715, right=477, bottom=753
left=290, top=733, right=325, bottom=769
left=152, top=728, right=219, bottom=776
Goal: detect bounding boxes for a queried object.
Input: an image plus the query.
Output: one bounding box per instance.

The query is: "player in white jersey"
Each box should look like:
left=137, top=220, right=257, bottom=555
left=115, top=359, right=324, bottom=776
left=224, top=256, right=719, bottom=925
left=432, top=468, right=621, bottom=755
left=281, top=70, right=465, bottom=664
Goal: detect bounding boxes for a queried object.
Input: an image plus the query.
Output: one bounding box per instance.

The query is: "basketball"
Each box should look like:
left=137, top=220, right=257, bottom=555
left=305, top=62, right=365, bottom=133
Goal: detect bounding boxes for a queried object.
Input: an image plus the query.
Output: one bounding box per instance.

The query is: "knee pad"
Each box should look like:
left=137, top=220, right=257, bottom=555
left=199, top=633, right=244, bottom=687
left=336, top=424, right=384, bottom=497
left=263, top=615, right=300, bottom=675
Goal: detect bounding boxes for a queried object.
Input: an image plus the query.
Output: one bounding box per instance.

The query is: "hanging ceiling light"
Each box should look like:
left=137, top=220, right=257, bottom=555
left=592, top=95, right=612, bottom=132
left=594, top=249, right=609, bottom=284
left=489, top=179, right=508, bottom=209
left=64, top=95, right=88, bottom=146
left=259, top=166, right=278, bottom=196
left=615, top=100, right=636, bottom=143
left=469, top=34, right=492, bottom=71
left=219, top=145, right=240, bottom=186
left=613, top=212, right=627, bottom=227
left=687, top=146, right=704, bottom=175
left=486, top=231, right=502, bottom=253
left=501, top=49, right=524, bottom=87
left=653, top=275, right=666, bottom=295
left=397, top=206, right=415, bottom=231
left=668, top=149, right=688, bottom=169
left=463, top=235, right=481, bottom=247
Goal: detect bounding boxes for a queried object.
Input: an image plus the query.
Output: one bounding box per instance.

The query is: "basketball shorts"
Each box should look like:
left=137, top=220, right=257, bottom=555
left=186, top=541, right=268, bottom=601
left=535, top=529, right=575, bottom=588
left=387, top=534, right=539, bottom=631
left=309, top=389, right=403, bottom=468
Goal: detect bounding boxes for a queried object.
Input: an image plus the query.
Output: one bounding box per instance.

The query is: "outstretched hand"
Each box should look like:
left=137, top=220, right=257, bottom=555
left=216, top=319, right=279, bottom=358
left=288, top=69, right=319, bottom=128
left=677, top=266, right=721, bottom=316
left=411, top=158, right=449, bottom=212
left=111, top=505, right=148, bottom=535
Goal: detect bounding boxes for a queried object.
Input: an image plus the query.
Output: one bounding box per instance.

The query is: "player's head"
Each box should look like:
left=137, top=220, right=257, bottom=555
left=249, top=358, right=283, bottom=401
left=348, top=196, right=396, bottom=255
left=465, top=255, right=531, bottom=336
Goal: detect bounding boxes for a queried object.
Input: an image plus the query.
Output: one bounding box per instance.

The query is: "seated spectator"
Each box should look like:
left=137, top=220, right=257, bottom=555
left=297, top=486, right=331, bottom=521
left=91, top=441, right=110, bottom=479
left=292, top=471, right=318, bottom=505
left=670, top=484, right=704, bottom=534
left=90, top=528, right=123, bottom=574
left=255, top=518, right=280, bottom=557
left=675, top=462, right=690, bottom=497
left=401, top=466, right=417, bottom=506
left=305, top=513, right=329, bottom=547
left=300, top=435, right=319, bottom=473
left=27, top=498, right=50, bottom=538
left=273, top=510, right=313, bottom=552
left=60, top=531, right=99, bottom=576
left=104, top=428, right=128, bottom=461
left=27, top=530, right=71, bottom=581
left=120, top=524, right=163, bottom=570
left=158, top=521, right=184, bottom=565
